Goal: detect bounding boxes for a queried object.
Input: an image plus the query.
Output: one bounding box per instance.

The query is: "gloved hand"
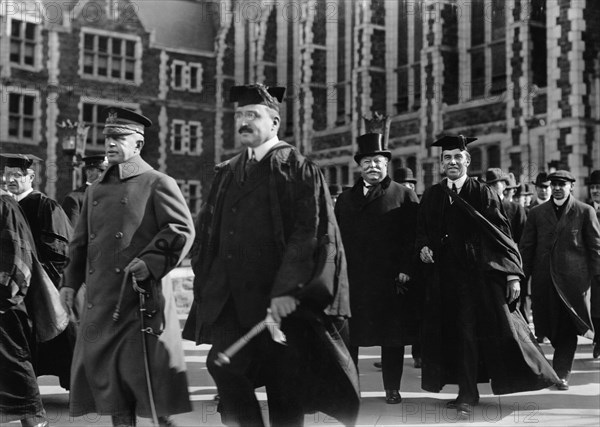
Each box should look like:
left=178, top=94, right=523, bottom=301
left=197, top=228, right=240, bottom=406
left=59, top=287, right=75, bottom=315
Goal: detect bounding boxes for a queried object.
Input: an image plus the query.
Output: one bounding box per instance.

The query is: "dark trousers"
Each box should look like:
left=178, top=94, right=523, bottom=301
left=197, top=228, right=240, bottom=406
left=593, top=317, right=600, bottom=345
left=549, top=303, right=579, bottom=379
left=350, top=345, right=405, bottom=390
left=206, top=301, right=304, bottom=427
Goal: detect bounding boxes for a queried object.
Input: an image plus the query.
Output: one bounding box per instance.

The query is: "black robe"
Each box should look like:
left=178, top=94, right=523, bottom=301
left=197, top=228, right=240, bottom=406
left=416, top=177, right=558, bottom=395
left=0, top=195, right=44, bottom=422
left=183, top=142, right=359, bottom=425
left=335, top=176, right=420, bottom=346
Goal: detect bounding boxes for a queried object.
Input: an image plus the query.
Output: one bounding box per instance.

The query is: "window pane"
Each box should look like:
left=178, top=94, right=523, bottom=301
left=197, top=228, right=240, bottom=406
left=23, top=96, right=34, bottom=115
left=11, top=20, right=22, bottom=37
left=10, top=41, right=20, bottom=62
left=471, top=48, right=485, bottom=98
left=98, top=55, right=108, bottom=76
left=112, top=39, right=122, bottom=55
left=98, top=36, right=108, bottom=52
left=471, top=1, right=485, bottom=46
left=9, top=117, right=19, bottom=137
left=125, top=60, right=135, bottom=80
left=174, top=65, right=182, bottom=87
left=112, top=60, right=122, bottom=78
left=23, top=119, right=34, bottom=138
left=83, top=103, right=95, bottom=121
left=84, top=53, right=94, bottom=74
left=126, top=41, right=135, bottom=57
left=84, top=34, right=95, bottom=50
left=24, top=43, right=34, bottom=65
left=9, top=94, right=20, bottom=113
left=491, top=0, right=505, bottom=41
left=25, top=23, right=36, bottom=40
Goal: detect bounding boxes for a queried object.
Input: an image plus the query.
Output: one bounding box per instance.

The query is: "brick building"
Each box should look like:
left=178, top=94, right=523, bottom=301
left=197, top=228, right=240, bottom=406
left=1, top=0, right=599, bottom=207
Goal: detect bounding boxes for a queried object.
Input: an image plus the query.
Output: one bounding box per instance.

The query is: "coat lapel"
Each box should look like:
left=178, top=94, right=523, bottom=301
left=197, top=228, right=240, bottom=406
left=554, top=196, right=575, bottom=236
left=538, top=201, right=558, bottom=228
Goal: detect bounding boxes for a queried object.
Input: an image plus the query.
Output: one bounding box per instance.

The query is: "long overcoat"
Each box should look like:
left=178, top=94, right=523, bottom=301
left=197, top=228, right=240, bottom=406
left=588, top=202, right=600, bottom=319
left=335, top=176, right=420, bottom=346
left=63, top=155, right=195, bottom=418
left=520, top=196, right=600, bottom=338
left=61, top=184, right=87, bottom=227
left=416, top=177, right=558, bottom=395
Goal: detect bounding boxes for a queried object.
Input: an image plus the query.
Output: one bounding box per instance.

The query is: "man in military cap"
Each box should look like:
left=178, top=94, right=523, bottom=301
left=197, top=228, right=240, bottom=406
left=587, top=170, right=600, bottom=358
left=394, top=167, right=417, bottom=191
left=2, top=153, right=74, bottom=389
left=416, top=135, right=558, bottom=418
left=520, top=170, right=600, bottom=388
left=61, top=155, right=107, bottom=227
left=529, top=172, right=551, bottom=208
left=335, top=133, right=419, bottom=404
left=183, top=84, right=358, bottom=427
left=60, top=106, right=195, bottom=427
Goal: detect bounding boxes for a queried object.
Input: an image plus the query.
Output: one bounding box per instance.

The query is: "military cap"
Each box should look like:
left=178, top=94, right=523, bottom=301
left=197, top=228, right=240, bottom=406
left=587, top=170, right=600, bottom=185
left=102, top=106, right=152, bottom=137
left=354, top=133, right=392, bottom=164
left=534, top=172, right=551, bottom=187
left=230, top=84, right=286, bottom=112
left=548, top=170, right=576, bottom=183
left=0, top=153, right=43, bottom=170
left=82, top=155, right=108, bottom=170
left=430, top=134, right=477, bottom=151
left=482, top=168, right=509, bottom=185
left=394, top=167, right=417, bottom=183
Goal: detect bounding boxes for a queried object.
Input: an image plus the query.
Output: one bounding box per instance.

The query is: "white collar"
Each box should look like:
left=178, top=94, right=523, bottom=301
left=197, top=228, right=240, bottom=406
left=446, top=174, right=468, bottom=191
left=553, top=195, right=570, bottom=207
left=15, top=188, right=34, bottom=202
left=248, top=136, right=280, bottom=162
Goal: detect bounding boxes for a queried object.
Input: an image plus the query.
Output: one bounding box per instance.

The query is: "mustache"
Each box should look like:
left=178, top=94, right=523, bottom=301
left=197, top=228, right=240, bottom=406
left=238, top=126, right=253, bottom=134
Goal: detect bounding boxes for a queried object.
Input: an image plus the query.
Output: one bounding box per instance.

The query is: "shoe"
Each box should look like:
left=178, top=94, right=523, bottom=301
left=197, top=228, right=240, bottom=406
left=158, top=417, right=177, bottom=427
left=385, top=389, right=402, bottom=404
left=556, top=379, right=569, bottom=390
left=373, top=361, right=382, bottom=369
left=413, top=357, right=422, bottom=368
left=446, top=398, right=479, bottom=409
left=593, top=343, right=600, bottom=359
left=456, top=403, right=473, bottom=419
left=536, top=335, right=549, bottom=344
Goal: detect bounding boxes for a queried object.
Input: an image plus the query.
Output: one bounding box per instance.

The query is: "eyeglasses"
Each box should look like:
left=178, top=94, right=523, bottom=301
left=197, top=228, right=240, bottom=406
left=234, top=111, right=259, bottom=121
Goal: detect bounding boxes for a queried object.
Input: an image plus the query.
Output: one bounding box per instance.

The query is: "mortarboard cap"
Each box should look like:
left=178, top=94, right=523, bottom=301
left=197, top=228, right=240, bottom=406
left=1, top=153, right=43, bottom=170
left=101, top=106, right=152, bottom=137
left=229, top=84, right=286, bottom=112
left=548, top=170, right=575, bottom=183
left=430, top=134, right=477, bottom=151
left=82, top=155, right=108, bottom=170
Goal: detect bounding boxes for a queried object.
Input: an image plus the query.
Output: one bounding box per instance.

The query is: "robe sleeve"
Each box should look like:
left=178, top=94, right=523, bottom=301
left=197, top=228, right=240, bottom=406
left=37, top=197, right=72, bottom=285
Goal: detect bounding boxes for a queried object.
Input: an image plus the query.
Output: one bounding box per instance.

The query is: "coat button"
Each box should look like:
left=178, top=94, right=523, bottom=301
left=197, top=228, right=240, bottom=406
left=115, top=268, right=121, bottom=273
left=120, top=197, right=128, bottom=204
left=90, top=234, right=96, bottom=239
left=93, top=200, right=98, bottom=206
left=87, top=303, right=93, bottom=309
left=89, top=268, right=95, bottom=274
left=115, top=232, right=123, bottom=239
left=229, top=230, right=234, bottom=236
left=231, top=207, right=237, bottom=213
left=227, top=254, right=233, bottom=260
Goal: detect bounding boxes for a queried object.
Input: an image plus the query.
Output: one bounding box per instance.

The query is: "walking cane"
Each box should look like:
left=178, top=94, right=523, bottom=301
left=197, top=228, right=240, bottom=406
left=215, top=309, right=287, bottom=367
left=132, top=274, right=160, bottom=426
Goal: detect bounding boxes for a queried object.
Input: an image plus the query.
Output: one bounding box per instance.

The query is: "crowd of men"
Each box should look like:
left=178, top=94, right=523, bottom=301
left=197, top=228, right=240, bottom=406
left=1, top=82, right=600, bottom=427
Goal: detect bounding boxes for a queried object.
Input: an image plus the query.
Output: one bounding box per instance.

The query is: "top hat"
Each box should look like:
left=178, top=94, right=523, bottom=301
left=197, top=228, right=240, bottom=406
left=394, top=167, right=417, bottom=183
left=430, top=134, right=477, bottom=151
left=102, top=106, right=152, bottom=137
left=482, top=168, right=508, bottom=185
left=548, top=170, right=576, bottom=183
left=354, top=133, right=391, bottom=164
left=587, top=170, right=600, bottom=185
left=82, top=155, right=108, bottom=171
left=0, top=153, right=43, bottom=170
left=230, top=84, right=286, bottom=112
left=534, top=172, right=551, bottom=187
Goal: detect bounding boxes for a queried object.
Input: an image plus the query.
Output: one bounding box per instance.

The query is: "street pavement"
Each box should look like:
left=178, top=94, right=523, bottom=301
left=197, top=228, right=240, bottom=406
left=33, top=332, right=599, bottom=427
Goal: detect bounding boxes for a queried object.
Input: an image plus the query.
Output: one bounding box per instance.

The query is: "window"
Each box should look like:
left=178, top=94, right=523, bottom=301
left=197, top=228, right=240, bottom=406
left=171, top=61, right=203, bottom=92
left=82, top=32, right=139, bottom=82
left=8, top=92, right=37, bottom=140
left=395, top=0, right=423, bottom=113
left=171, top=120, right=203, bottom=155
left=177, top=180, right=202, bottom=216
left=10, top=19, right=38, bottom=67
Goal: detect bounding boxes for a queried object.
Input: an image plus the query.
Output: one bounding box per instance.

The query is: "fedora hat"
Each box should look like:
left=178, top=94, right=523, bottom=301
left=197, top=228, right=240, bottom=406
left=354, top=133, right=391, bottom=164
left=534, top=172, right=551, bottom=187
left=587, top=170, right=600, bottom=185
left=482, top=168, right=508, bottom=185
left=394, top=167, right=417, bottom=183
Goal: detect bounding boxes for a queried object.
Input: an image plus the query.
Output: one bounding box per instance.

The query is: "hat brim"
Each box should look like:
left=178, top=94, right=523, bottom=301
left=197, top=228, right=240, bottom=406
left=354, top=151, right=392, bottom=164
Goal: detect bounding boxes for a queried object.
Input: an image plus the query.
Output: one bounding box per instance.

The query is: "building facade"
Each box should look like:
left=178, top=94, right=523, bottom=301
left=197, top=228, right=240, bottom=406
left=1, top=0, right=599, bottom=206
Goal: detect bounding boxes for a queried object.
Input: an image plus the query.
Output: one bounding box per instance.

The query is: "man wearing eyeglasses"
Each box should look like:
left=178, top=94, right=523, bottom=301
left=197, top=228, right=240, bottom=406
left=184, top=84, right=358, bottom=427
left=520, top=170, right=600, bottom=390
left=334, top=133, right=419, bottom=405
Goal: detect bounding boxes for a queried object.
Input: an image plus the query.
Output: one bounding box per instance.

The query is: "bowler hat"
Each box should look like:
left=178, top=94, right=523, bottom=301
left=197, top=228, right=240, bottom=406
left=534, top=172, right=550, bottom=187
left=548, top=170, right=576, bottom=183
left=516, top=183, right=533, bottom=196
left=82, top=155, right=108, bottom=171
left=394, top=167, right=417, bottom=183
left=482, top=168, right=508, bottom=185
left=354, top=133, right=391, bottom=164
left=587, top=170, right=600, bottom=185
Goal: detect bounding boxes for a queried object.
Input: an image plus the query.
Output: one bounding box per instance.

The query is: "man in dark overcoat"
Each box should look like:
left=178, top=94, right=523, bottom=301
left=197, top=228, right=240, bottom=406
left=60, top=107, right=195, bottom=427
left=61, top=154, right=107, bottom=227
left=529, top=172, right=551, bottom=208
left=2, top=153, right=74, bottom=390
left=416, top=135, right=559, bottom=419
left=520, top=170, right=600, bottom=388
left=483, top=168, right=527, bottom=243
left=587, top=170, right=600, bottom=358
left=183, top=84, right=358, bottom=427
left=0, top=189, right=49, bottom=427
left=335, top=133, right=419, bottom=404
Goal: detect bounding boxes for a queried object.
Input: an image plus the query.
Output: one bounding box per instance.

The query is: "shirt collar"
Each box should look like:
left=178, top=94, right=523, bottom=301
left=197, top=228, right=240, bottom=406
left=446, top=174, right=468, bottom=191
left=552, top=194, right=570, bottom=207
left=248, top=136, right=280, bottom=162
left=15, top=188, right=34, bottom=202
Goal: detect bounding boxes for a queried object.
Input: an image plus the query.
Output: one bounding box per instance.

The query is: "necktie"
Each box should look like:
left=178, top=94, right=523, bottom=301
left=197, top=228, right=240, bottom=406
left=450, top=183, right=458, bottom=204
left=245, top=150, right=257, bottom=179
